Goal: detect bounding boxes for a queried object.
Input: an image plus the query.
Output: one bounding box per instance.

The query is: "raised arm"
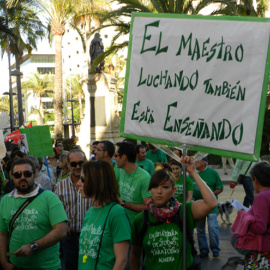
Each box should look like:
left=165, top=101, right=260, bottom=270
left=122, top=197, right=151, bottom=213
left=181, top=156, right=218, bottom=220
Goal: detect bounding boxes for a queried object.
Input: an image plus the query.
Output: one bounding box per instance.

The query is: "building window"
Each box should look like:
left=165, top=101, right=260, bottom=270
left=105, top=35, right=108, bottom=38
left=37, top=67, right=55, bottom=74
left=76, top=51, right=79, bottom=54
left=69, top=55, right=71, bottom=58
left=76, top=37, right=78, bottom=40
left=31, top=55, right=55, bottom=63
left=77, top=65, right=80, bottom=67
left=68, top=42, right=70, bottom=46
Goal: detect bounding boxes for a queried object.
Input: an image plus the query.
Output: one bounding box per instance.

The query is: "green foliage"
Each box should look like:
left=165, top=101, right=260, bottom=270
left=63, top=137, right=79, bottom=151
left=0, top=0, right=45, bottom=59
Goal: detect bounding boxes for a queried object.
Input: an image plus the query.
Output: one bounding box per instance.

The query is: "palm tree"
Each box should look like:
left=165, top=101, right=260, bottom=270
left=35, top=0, right=87, bottom=139
left=0, top=0, right=45, bottom=127
left=22, top=71, right=54, bottom=125
left=90, top=0, right=270, bottom=70
left=0, top=96, right=11, bottom=113
left=66, top=74, right=85, bottom=120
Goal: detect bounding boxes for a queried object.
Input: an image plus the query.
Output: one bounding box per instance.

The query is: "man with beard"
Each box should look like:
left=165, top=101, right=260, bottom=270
left=0, top=158, right=68, bottom=270
left=54, top=149, right=92, bottom=270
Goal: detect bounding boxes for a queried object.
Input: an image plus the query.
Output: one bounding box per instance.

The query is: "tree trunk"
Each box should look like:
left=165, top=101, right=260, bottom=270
left=53, top=34, right=63, bottom=139
left=38, top=94, right=44, bottom=125
left=15, top=53, right=24, bottom=127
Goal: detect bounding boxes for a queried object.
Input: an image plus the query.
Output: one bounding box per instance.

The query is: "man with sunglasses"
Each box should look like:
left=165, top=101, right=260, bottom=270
left=54, top=149, right=92, bottom=270
left=0, top=158, right=68, bottom=270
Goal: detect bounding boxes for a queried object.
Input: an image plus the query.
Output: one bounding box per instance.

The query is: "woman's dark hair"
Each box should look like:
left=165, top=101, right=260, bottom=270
left=148, top=169, right=176, bottom=191
left=82, top=160, right=120, bottom=205
left=161, top=162, right=172, bottom=172
left=170, top=160, right=182, bottom=169
left=250, top=161, right=270, bottom=187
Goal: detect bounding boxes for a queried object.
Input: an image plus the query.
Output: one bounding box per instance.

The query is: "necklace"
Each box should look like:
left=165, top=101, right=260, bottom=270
left=82, top=207, right=103, bottom=263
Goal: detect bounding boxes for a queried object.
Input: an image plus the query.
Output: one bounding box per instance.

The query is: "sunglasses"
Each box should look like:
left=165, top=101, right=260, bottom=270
left=81, top=177, right=85, bottom=183
left=70, top=161, right=84, bottom=168
left=13, top=170, right=33, bottom=179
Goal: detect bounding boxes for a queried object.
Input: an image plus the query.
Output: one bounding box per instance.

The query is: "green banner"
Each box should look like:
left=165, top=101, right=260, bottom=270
left=20, top=126, right=54, bottom=158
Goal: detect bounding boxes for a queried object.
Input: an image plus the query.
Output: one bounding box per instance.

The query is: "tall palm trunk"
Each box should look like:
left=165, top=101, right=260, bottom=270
left=53, top=34, right=63, bottom=139
left=15, top=53, right=24, bottom=127
left=38, top=94, right=44, bottom=125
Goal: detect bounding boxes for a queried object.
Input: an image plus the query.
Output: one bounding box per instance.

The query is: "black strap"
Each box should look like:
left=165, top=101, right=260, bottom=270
left=243, top=162, right=253, bottom=176
left=95, top=203, right=117, bottom=270
left=8, top=188, right=44, bottom=242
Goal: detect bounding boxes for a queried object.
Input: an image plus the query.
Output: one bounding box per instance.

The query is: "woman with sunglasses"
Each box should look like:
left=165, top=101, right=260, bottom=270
left=130, top=156, right=218, bottom=270
left=78, top=160, right=131, bottom=270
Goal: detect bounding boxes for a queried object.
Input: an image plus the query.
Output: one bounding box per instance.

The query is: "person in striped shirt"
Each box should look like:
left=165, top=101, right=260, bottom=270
left=54, top=149, right=92, bottom=270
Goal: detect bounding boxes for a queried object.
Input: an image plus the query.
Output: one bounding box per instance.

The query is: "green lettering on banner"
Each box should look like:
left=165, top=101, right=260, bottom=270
left=164, top=102, right=177, bottom=132
left=131, top=101, right=140, bottom=120
left=141, top=20, right=160, bottom=54
left=20, top=126, right=54, bottom=157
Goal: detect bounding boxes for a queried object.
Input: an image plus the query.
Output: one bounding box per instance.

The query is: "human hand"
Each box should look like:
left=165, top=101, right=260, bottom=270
left=180, top=156, right=195, bottom=174
left=15, top=244, right=32, bottom=257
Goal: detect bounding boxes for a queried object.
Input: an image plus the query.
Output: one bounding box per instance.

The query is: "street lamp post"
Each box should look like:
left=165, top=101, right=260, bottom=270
left=67, top=99, right=77, bottom=138
left=11, top=69, right=24, bottom=127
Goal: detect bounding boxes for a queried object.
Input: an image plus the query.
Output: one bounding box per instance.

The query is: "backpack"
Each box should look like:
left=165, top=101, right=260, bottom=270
left=139, top=209, right=201, bottom=270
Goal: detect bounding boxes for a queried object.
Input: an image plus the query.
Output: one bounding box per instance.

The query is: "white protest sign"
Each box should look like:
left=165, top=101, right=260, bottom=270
left=120, top=14, right=270, bottom=161
left=0, top=130, right=7, bottom=159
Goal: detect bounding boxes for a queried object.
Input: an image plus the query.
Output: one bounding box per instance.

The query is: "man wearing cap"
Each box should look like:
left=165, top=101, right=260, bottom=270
left=54, top=149, right=92, bottom=270
left=190, top=156, right=223, bottom=258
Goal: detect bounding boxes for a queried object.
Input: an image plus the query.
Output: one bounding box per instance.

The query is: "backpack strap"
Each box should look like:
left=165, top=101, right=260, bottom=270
left=175, top=210, right=198, bottom=257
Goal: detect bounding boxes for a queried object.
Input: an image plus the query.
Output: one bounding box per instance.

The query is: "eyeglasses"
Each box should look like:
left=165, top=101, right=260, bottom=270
left=81, top=177, right=85, bottom=183
left=70, top=161, right=84, bottom=167
left=96, top=148, right=105, bottom=152
left=114, top=154, right=121, bottom=158
left=13, top=170, right=33, bottom=179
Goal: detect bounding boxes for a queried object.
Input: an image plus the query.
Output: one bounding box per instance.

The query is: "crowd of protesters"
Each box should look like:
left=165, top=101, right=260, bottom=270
left=0, top=139, right=269, bottom=270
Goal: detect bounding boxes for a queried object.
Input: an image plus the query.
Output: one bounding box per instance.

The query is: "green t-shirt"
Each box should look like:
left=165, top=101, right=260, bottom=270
left=131, top=202, right=197, bottom=270
left=173, top=174, right=193, bottom=203
left=190, top=167, right=223, bottom=214
left=136, top=158, right=155, bottom=175
left=116, top=167, right=151, bottom=223
left=78, top=203, right=131, bottom=270
left=146, top=149, right=167, bottom=164
left=0, top=190, right=68, bottom=270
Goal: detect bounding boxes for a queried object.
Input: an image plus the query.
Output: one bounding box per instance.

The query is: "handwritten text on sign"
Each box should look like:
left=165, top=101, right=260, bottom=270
left=122, top=15, right=270, bottom=157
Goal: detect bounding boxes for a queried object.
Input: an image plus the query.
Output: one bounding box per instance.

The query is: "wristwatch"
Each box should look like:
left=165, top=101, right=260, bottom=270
left=30, top=242, right=39, bottom=252
left=121, top=200, right=126, bottom=208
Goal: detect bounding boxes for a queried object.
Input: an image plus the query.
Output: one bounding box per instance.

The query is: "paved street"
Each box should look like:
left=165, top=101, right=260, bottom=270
left=194, top=166, right=246, bottom=270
